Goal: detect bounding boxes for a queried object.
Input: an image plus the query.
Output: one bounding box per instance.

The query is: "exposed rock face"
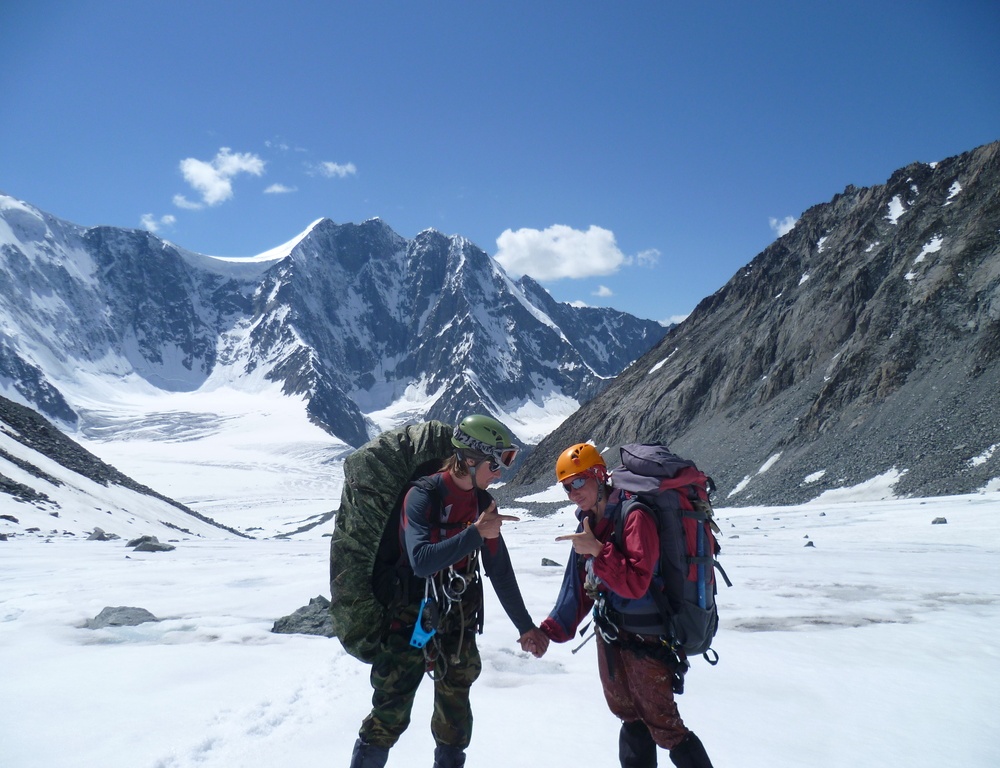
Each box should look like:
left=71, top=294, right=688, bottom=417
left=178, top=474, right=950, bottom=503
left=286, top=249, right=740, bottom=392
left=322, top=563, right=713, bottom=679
left=511, top=141, right=1000, bottom=505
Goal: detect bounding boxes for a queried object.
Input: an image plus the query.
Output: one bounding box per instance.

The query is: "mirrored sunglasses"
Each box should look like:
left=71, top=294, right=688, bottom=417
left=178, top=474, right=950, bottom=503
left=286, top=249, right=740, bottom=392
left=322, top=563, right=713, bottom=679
left=562, top=476, right=588, bottom=493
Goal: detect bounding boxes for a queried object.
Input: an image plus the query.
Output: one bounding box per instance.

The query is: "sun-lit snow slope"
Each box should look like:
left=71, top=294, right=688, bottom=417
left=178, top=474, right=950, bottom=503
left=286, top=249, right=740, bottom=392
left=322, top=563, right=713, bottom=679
left=0, top=399, right=236, bottom=541
left=66, top=356, right=575, bottom=537
left=68, top=377, right=350, bottom=539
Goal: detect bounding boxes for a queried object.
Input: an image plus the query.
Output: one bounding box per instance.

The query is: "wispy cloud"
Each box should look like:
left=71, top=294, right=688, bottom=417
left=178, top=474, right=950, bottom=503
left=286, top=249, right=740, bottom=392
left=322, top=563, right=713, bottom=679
left=140, top=213, right=176, bottom=233
left=494, top=224, right=628, bottom=281
left=311, top=161, right=357, bottom=178
left=636, top=248, right=660, bottom=268
left=264, top=183, right=297, bottom=194
left=769, top=215, right=798, bottom=237
left=593, top=285, right=614, bottom=298
left=174, top=147, right=266, bottom=209
left=172, top=195, right=203, bottom=210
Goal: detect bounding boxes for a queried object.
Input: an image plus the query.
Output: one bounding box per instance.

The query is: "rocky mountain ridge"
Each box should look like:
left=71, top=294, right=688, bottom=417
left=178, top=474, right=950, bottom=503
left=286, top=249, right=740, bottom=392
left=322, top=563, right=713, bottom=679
left=510, top=140, right=1000, bottom=505
left=0, top=199, right=666, bottom=448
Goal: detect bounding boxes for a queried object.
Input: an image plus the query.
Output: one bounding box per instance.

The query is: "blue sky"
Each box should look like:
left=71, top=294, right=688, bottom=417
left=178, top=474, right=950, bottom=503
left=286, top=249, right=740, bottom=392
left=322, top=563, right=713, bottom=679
left=2, top=1, right=997, bottom=323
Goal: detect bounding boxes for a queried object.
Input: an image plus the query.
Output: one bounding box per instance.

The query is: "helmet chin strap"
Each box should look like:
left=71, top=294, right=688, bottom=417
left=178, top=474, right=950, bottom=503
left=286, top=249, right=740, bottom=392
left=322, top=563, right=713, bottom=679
left=591, top=481, right=609, bottom=518
left=468, top=459, right=482, bottom=491
left=460, top=451, right=485, bottom=491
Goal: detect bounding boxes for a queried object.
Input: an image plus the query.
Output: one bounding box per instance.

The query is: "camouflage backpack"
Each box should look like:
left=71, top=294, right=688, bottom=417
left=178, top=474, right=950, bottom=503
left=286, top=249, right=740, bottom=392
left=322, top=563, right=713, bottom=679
left=328, top=420, right=455, bottom=663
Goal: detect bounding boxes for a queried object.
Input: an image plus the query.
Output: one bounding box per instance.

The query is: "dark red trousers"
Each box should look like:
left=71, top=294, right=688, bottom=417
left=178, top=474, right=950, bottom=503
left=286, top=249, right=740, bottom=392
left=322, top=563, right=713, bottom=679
left=597, top=635, right=690, bottom=750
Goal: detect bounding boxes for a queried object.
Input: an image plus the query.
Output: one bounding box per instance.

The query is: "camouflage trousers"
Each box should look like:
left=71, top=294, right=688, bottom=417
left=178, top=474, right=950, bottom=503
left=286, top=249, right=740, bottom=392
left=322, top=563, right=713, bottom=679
left=597, top=634, right=690, bottom=751
left=359, top=599, right=483, bottom=750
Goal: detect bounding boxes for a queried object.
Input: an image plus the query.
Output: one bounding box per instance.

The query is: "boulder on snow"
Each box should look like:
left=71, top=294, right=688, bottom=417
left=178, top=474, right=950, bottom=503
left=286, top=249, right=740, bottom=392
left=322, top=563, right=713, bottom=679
left=931, top=517, right=948, bottom=525
left=541, top=557, right=562, bottom=567
left=87, top=527, right=119, bottom=541
left=134, top=540, right=176, bottom=552
left=272, top=595, right=335, bottom=637
left=127, top=535, right=175, bottom=552
left=86, top=606, right=160, bottom=629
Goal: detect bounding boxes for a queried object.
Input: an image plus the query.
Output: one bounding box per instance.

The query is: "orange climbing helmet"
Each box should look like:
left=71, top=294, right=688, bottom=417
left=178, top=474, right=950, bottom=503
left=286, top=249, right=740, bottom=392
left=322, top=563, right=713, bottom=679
left=555, top=443, right=608, bottom=484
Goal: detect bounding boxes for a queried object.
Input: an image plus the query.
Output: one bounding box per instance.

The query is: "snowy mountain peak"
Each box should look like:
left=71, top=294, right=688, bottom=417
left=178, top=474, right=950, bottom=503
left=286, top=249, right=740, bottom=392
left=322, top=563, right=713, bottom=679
left=0, top=197, right=666, bottom=452
left=212, top=218, right=327, bottom=263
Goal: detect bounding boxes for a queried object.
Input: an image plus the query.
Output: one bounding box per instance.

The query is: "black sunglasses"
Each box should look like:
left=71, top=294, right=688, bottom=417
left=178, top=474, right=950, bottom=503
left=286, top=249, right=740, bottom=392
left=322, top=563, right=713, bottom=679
left=562, top=476, right=588, bottom=493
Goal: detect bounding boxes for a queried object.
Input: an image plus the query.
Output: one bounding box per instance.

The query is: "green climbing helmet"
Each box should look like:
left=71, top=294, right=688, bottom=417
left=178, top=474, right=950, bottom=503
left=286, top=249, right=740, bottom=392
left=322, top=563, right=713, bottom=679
left=452, top=414, right=519, bottom=470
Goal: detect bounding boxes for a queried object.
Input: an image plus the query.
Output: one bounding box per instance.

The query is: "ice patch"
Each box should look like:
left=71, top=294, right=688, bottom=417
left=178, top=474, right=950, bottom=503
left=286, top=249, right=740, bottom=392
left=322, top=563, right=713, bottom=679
left=758, top=453, right=782, bottom=474
left=886, top=196, right=906, bottom=224
left=648, top=348, right=678, bottom=375
left=944, top=181, right=962, bottom=205
left=913, top=235, right=944, bottom=265
left=807, top=468, right=907, bottom=504
left=728, top=475, right=751, bottom=498
left=968, top=444, right=998, bottom=468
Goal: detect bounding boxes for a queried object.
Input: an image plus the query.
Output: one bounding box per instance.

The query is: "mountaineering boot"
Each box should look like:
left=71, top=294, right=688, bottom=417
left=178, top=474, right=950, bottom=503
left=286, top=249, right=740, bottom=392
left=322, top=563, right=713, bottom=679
left=668, top=732, right=714, bottom=768
left=349, top=738, right=390, bottom=768
left=432, top=744, right=467, bottom=768
left=619, top=719, right=657, bottom=768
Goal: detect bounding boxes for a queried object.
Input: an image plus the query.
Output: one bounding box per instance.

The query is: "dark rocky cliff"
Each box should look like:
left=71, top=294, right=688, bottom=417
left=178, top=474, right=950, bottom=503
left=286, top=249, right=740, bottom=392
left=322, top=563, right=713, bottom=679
left=511, top=141, right=1000, bottom=505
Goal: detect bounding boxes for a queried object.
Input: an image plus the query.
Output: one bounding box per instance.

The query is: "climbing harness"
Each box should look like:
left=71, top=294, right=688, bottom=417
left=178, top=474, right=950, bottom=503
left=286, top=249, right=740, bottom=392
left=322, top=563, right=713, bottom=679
left=409, top=553, right=482, bottom=680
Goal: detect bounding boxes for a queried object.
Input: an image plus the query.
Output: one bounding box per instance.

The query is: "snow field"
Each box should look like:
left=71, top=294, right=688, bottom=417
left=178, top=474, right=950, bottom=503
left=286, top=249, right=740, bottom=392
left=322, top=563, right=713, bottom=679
left=1, top=492, right=999, bottom=766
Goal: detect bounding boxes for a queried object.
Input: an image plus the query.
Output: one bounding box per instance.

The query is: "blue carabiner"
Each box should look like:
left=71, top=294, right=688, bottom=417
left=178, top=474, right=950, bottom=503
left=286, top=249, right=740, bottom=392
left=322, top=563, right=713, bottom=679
left=409, top=596, right=438, bottom=648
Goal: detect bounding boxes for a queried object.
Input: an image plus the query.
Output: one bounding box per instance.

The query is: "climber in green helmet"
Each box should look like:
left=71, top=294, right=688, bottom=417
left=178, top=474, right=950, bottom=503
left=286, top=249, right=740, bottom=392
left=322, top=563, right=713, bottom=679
left=349, top=414, right=548, bottom=768
left=449, top=413, right=521, bottom=489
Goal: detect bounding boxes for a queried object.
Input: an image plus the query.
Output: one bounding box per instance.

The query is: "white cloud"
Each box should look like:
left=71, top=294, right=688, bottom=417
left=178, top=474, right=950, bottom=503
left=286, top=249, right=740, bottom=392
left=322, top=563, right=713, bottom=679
left=140, top=213, right=176, bottom=233
left=264, top=183, right=296, bottom=194
left=636, top=248, right=660, bottom=268
left=494, top=224, right=627, bottom=280
left=313, top=161, right=357, bottom=178
left=769, top=215, right=798, bottom=237
left=593, top=285, right=614, bottom=298
left=176, top=147, right=265, bottom=208
left=172, top=194, right=203, bottom=210
left=664, top=313, right=689, bottom=326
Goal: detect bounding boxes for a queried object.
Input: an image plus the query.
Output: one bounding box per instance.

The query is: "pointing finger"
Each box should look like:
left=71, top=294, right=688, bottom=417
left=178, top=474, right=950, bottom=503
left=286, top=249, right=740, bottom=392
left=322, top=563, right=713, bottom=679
left=497, top=514, right=520, bottom=522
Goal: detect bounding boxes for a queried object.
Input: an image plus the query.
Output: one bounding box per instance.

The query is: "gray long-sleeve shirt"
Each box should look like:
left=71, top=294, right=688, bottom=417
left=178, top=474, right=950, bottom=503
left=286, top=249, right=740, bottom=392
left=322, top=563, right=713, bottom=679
left=402, top=471, right=534, bottom=636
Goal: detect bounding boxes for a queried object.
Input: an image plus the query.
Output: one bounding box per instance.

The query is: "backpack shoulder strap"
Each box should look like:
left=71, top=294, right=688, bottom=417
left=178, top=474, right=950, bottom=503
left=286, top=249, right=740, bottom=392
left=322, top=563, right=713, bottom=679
left=407, top=474, right=479, bottom=533
left=614, top=494, right=676, bottom=621
left=409, top=474, right=444, bottom=529
left=614, top=495, right=660, bottom=547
